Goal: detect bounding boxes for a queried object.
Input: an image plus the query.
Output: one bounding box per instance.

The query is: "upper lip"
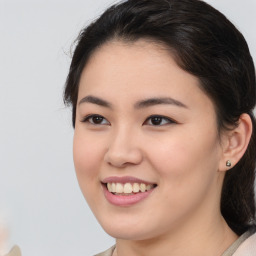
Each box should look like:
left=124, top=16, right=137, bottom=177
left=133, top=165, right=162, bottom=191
left=102, top=176, right=156, bottom=185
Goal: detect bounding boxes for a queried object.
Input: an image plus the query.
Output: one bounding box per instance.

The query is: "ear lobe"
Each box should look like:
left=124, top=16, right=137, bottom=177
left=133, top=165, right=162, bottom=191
left=219, top=113, right=252, bottom=172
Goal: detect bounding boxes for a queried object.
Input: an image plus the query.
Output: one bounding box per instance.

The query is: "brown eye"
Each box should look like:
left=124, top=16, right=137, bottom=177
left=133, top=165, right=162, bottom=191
left=82, top=115, right=110, bottom=125
left=144, top=115, right=175, bottom=126
left=92, top=116, right=104, bottom=124
left=150, top=116, right=163, bottom=125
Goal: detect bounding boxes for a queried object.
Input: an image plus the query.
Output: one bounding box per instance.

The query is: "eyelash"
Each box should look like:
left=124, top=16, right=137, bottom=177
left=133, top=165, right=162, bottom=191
left=81, top=114, right=176, bottom=126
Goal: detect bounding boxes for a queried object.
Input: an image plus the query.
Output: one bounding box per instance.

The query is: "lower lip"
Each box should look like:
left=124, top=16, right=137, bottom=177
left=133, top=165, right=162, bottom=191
left=102, top=184, right=155, bottom=206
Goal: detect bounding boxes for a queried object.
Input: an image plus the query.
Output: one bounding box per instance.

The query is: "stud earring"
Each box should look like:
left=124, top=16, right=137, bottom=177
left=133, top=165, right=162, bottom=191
left=226, top=160, right=232, bottom=167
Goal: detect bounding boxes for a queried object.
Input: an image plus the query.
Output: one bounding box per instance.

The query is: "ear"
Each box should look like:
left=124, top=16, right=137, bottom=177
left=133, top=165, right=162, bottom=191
left=219, top=114, right=252, bottom=172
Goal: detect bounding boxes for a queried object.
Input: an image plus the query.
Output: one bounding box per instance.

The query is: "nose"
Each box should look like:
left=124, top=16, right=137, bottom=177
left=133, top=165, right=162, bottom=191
left=104, top=127, right=143, bottom=168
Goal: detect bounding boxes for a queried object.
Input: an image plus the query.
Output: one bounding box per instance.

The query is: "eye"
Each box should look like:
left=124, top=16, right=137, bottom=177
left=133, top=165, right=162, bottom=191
left=144, top=115, right=175, bottom=126
left=81, top=114, right=110, bottom=125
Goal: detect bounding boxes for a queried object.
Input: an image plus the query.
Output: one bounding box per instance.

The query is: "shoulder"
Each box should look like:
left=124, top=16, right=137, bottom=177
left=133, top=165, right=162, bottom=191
left=233, top=229, right=256, bottom=256
left=94, top=245, right=115, bottom=256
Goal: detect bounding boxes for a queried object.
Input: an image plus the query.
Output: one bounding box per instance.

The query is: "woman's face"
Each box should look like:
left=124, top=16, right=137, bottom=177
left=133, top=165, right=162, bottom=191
left=73, top=40, right=226, bottom=240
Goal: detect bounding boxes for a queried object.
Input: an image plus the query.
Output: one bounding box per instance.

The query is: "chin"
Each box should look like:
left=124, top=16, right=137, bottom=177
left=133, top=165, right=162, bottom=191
left=98, top=219, right=157, bottom=241
left=106, top=229, right=151, bottom=241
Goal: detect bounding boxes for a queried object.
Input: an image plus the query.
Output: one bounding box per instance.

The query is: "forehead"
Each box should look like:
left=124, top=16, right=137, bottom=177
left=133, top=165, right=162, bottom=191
left=78, top=39, right=213, bottom=110
left=85, top=39, right=177, bottom=74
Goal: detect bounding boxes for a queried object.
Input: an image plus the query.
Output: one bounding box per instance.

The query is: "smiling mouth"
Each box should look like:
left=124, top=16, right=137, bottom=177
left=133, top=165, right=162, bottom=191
left=104, top=182, right=157, bottom=196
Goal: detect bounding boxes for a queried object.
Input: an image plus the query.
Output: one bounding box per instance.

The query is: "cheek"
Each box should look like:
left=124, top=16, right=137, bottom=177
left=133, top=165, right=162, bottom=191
left=73, top=130, right=104, bottom=182
left=73, top=130, right=108, bottom=213
left=145, top=131, right=222, bottom=223
left=147, top=127, right=221, bottom=185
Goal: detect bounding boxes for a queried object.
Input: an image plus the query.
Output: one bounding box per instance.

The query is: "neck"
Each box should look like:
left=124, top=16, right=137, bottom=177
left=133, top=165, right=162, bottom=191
left=113, top=215, right=238, bottom=256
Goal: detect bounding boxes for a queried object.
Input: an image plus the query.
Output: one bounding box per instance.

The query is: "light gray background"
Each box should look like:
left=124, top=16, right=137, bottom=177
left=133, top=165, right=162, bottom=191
left=0, top=0, right=255, bottom=255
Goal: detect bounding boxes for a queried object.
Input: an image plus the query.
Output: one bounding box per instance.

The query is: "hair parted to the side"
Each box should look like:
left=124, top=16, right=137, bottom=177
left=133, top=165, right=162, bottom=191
left=64, top=0, right=256, bottom=235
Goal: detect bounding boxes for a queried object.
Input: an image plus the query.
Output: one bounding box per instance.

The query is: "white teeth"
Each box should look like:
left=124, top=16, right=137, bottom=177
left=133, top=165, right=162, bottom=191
left=111, top=183, right=116, bottom=193
left=106, top=182, right=155, bottom=194
left=146, top=184, right=153, bottom=191
left=116, top=183, right=124, bottom=193
left=133, top=183, right=140, bottom=193
left=124, top=183, right=133, bottom=193
left=140, top=183, right=146, bottom=192
left=107, top=183, right=112, bottom=192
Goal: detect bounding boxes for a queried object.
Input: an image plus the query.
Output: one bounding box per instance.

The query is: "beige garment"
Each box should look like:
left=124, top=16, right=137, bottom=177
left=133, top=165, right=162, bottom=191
left=94, top=246, right=115, bottom=256
left=233, top=232, right=256, bottom=256
left=4, top=246, right=21, bottom=256
left=222, top=229, right=253, bottom=256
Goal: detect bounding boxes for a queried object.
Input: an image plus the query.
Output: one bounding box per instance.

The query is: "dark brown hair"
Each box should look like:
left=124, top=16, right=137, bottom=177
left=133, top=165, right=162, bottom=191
left=64, top=0, right=256, bottom=235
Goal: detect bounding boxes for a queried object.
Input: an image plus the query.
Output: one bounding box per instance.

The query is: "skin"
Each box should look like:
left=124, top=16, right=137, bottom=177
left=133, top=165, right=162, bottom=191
left=73, top=40, right=241, bottom=256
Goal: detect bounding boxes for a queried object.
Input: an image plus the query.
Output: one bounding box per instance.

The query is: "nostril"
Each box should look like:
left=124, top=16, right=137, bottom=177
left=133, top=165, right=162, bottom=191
left=104, top=148, right=143, bottom=167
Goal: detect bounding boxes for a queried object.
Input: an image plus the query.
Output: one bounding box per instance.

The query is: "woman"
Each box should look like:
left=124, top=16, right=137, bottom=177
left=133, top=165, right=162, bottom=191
left=64, top=0, right=256, bottom=255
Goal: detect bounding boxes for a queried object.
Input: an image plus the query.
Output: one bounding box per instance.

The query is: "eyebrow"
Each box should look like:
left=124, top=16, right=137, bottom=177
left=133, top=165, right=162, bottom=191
left=135, top=97, right=188, bottom=109
left=78, top=95, right=188, bottom=109
left=78, top=95, right=112, bottom=108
